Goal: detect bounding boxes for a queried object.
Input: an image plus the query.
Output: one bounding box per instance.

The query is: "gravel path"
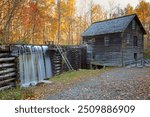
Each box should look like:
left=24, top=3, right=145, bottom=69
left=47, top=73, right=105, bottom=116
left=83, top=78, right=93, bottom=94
left=47, top=67, right=150, bottom=100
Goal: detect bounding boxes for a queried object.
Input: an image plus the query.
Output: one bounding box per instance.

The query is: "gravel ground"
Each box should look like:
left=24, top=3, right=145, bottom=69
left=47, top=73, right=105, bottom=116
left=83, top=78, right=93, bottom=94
left=47, top=67, right=150, bottom=100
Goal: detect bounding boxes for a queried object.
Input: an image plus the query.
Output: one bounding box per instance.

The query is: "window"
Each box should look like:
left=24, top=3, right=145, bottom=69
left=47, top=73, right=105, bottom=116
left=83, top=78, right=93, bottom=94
left=92, top=54, right=95, bottom=59
left=104, top=36, right=109, bottom=46
left=133, top=36, right=138, bottom=46
left=88, top=38, right=95, bottom=43
left=132, top=20, right=136, bottom=30
left=134, top=53, right=137, bottom=60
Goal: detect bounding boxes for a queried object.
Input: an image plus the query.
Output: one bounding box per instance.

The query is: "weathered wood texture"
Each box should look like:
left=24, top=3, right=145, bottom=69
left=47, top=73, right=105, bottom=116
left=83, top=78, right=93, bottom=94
left=62, top=46, right=81, bottom=71
left=49, top=46, right=87, bottom=75
left=0, top=46, right=18, bottom=91
left=49, top=50, right=62, bottom=75
left=122, top=19, right=144, bottom=66
left=83, top=33, right=123, bottom=67
left=83, top=18, right=145, bottom=67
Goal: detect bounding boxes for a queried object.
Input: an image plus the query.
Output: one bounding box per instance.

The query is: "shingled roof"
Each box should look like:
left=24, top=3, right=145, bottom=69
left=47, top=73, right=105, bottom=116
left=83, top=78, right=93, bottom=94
left=82, top=14, right=146, bottom=37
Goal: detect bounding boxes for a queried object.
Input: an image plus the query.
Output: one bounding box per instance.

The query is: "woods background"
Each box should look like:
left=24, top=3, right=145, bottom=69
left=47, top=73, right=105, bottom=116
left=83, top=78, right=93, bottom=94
left=0, top=0, right=150, bottom=49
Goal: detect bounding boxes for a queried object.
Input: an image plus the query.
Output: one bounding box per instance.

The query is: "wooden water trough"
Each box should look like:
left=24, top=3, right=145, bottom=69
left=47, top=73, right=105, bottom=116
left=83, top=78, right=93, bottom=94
left=0, top=45, right=18, bottom=91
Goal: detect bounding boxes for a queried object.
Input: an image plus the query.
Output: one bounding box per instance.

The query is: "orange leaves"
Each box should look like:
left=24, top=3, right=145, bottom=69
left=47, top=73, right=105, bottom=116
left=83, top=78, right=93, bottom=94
left=22, top=1, right=43, bottom=29
left=135, top=1, right=149, bottom=24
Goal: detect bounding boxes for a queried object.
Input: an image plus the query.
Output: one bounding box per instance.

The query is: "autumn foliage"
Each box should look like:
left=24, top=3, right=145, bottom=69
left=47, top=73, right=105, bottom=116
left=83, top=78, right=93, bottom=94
left=0, top=0, right=150, bottom=48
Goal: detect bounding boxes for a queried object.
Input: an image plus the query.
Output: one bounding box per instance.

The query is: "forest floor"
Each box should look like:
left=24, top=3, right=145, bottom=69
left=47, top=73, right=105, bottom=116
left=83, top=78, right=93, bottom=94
left=0, top=69, right=103, bottom=100
left=46, top=67, right=150, bottom=100
left=28, top=69, right=107, bottom=100
left=0, top=67, right=150, bottom=100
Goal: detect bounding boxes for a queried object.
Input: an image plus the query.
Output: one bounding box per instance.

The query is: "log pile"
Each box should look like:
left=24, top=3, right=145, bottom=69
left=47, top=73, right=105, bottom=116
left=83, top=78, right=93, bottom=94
left=0, top=46, right=18, bottom=91
left=49, top=50, right=62, bottom=75
left=62, top=46, right=81, bottom=71
left=49, top=45, right=87, bottom=75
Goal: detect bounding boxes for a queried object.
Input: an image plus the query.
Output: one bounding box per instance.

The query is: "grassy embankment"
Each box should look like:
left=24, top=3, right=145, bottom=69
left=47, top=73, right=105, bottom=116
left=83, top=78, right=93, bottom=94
left=144, top=50, right=150, bottom=59
left=0, top=68, right=110, bottom=100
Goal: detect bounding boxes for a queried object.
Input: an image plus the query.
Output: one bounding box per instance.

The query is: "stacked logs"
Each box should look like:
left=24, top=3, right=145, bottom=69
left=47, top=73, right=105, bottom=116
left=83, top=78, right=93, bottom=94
left=80, top=47, right=87, bottom=69
left=0, top=46, right=18, bottom=91
left=63, top=46, right=82, bottom=71
left=49, top=50, right=62, bottom=75
left=49, top=45, right=87, bottom=75
left=64, top=46, right=87, bottom=70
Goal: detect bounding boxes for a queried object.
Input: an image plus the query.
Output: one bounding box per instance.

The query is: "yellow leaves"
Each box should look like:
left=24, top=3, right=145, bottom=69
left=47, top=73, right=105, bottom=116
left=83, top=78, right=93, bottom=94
left=0, top=0, right=78, bottom=45
left=125, top=4, right=134, bottom=15
left=92, top=4, right=106, bottom=22
left=135, top=1, right=149, bottom=23
left=125, top=1, right=150, bottom=24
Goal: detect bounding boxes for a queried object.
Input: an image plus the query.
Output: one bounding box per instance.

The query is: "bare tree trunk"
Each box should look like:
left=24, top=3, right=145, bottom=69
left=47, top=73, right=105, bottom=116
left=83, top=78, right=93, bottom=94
left=108, top=0, right=117, bottom=19
left=32, top=23, right=36, bottom=44
left=3, top=1, right=16, bottom=43
left=57, top=0, right=61, bottom=44
left=90, top=0, right=93, bottom=24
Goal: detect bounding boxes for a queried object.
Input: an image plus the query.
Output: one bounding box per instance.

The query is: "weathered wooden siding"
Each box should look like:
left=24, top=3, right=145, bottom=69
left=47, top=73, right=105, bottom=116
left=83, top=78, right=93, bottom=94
left=122, top=19, right=144, bottom=65
left=82, top=15, right=145, bottom=67
left=83, top=33, right=123, bottom=66
left=83, top=17, right=145, bottom=67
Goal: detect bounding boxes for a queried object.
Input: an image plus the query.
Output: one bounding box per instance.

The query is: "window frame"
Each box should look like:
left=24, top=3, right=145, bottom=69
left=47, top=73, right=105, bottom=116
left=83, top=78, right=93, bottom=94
left=104, top=36, right=109, bottom=46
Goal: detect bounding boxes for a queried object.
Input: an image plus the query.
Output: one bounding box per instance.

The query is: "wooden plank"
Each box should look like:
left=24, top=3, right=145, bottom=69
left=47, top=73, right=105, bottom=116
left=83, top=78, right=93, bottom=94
left=0, top=72, right=16, bottom=79
left=0, top=78, right=16, bottom=85
left=0, top=68, right=16, bottom=75
left=0, top=85, right=13, bottom=91
left=54, top=67, right=61, bottom=70
left=0, top=45, right=10, bottom=52
left=0, top=53, right=9, bottom=57
left=0, top=57, right=16, bottom=62
left=0, top=63, right=15, bottom=68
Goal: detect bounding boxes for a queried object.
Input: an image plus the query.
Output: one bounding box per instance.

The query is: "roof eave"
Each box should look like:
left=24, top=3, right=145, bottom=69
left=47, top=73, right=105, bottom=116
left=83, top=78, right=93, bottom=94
left=82, top=31, right=123, bottom=37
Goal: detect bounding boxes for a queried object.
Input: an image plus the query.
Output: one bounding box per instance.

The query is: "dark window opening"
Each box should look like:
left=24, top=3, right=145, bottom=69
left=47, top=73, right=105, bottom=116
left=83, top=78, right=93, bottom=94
left=133, top=36, right=138, bottom=46
left=93, top=54, right=95, bottom=59
left=134, top=53, right=137, bottom=60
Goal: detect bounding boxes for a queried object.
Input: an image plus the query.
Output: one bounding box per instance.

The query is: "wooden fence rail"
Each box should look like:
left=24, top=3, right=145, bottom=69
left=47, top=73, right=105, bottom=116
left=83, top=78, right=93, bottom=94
left=0, top=46, right=18, bottom=91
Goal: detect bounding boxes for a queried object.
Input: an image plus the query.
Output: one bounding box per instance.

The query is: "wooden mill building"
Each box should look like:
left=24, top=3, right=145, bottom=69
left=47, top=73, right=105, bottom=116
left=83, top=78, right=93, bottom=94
left=82, top=14, right=146, bottom=67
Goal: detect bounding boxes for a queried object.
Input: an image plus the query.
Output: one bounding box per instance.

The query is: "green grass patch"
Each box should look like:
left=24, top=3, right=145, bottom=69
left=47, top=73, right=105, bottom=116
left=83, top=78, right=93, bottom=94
left=50, top=69, right=110, bottom=83
left=0, top=88, right=34, bottom=100
left=144, top=50, right=150, bottom=59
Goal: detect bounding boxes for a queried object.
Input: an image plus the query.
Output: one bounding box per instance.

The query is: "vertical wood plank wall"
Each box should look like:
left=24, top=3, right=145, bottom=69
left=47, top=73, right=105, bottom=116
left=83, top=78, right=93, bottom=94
left=83, top=19, right=144, bottom=67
